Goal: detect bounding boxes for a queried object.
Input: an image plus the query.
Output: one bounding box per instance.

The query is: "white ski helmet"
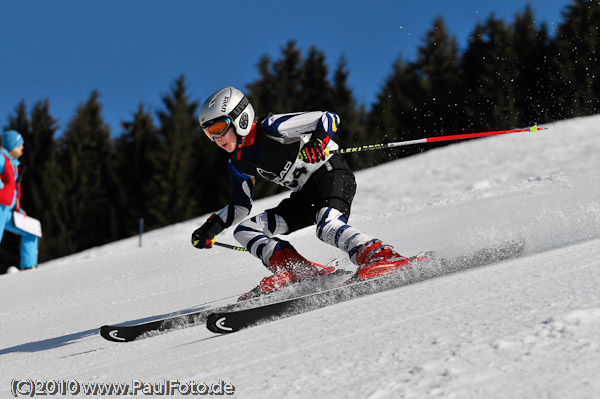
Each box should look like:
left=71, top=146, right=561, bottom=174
left=198, top=86, right=255, bottom=140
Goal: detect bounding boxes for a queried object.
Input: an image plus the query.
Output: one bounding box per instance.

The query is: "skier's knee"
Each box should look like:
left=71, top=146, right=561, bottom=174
left=315, top=207, right=347, bottom=243
left=235, top=211, right=289, bottom=238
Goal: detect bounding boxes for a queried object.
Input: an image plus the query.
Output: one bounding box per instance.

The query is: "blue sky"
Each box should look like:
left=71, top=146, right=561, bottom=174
left=1, top=0, right=567, bottom=136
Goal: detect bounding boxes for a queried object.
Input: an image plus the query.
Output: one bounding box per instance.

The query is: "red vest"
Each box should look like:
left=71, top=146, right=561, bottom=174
left=0, top=153, right=20, bottom=210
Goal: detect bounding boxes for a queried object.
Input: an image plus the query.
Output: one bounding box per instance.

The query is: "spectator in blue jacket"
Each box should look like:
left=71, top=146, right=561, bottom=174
left=1, top=130, right=38, bottom=270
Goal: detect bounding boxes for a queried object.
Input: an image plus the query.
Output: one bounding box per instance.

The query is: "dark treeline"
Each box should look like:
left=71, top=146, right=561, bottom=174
left=1, top=2, right=599, bottom=270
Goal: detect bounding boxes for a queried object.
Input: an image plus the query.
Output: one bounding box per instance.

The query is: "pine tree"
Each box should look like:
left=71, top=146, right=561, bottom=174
left=246, top=54, right=277, bottom=117
left=368, top=57, right=423, bottom=163
left=300, top=46, right=334, bottom=110
left=414, top=17, right=466, bottom=136
left=271, top=41, right=305, bottom=112
left=21, top=101, right=66, bottom=261
left=151, top=76, right=200, bottom=226
left=553, top=0, right=600, bottom=117
left=511, top=6, right=555, bottom=125
left=461, top=15, right=518, bottom=130
left=248, top=41, right=305, bottom=115
left=57, top=90, right=123, bottom=253
left=114, top=104, right=162, bottom=235
left=367, top=17, right=466, bottom=164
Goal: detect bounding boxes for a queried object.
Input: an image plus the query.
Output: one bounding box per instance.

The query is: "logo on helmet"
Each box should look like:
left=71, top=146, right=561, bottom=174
left=221, top=95, right=230, bottom=112
left=239, top=112, right=248, bottom=130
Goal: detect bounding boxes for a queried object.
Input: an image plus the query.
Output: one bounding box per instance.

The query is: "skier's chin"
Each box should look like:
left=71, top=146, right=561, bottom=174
left=220, top=143, right=236, bottom=153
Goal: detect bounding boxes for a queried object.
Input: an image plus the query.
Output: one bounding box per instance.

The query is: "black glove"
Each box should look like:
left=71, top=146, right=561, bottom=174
left=299, top=132, right=330, bottom=164
left=191, top=214, right=225, bottom=249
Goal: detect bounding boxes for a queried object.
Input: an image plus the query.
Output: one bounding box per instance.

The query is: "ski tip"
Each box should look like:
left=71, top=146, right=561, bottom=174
left=99, top=325, right=130, bottom=343
left=206, top=313, right=238, bottom=334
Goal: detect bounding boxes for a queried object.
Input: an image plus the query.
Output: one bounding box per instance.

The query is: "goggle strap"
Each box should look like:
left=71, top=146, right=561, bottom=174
left=229, top=96, right=249, bottom=121
left=235, top=136, right=243, bottom=160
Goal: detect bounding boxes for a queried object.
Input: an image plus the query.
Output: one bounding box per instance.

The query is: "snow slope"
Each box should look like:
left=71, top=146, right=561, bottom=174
left=1, top=116, right=600, bottom=398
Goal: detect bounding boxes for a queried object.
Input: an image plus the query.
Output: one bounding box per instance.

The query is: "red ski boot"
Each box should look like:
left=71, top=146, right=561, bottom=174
left=237, top=241, right=328, bottom=301
left=237, top=271, right=295, bottom=301
left=350, top=239, right=410, bottom=281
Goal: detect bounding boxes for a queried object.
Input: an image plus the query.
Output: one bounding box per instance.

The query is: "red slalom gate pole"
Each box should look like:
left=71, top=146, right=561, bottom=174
left=330, top=125, right=546, bottom=155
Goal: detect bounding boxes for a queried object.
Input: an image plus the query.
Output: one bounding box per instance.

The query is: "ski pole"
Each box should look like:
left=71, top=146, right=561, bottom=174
left=213, top=240, right=247, bottom=252
left=324, top=125, right=545, bottom=156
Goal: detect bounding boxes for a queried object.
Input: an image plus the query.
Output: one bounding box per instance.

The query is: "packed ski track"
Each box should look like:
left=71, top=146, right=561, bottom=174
left=1, top=115, right=600, bottom=398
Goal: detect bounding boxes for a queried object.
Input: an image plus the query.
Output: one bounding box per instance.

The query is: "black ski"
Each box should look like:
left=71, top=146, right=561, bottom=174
left=99, top=258, right=343, bottom=342
left=99, top=303, right=241, bottom=342
left=206, top=240, right=525, bottom=333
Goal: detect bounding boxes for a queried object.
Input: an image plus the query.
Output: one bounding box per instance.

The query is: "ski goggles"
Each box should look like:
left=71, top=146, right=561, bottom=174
left=202, top=117, right=232, bottom=141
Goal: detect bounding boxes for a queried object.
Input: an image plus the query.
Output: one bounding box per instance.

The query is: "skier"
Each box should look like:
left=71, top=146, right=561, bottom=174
left=0, top=130, right=38, bottom=270
left=191, top=87, right=409, bottom=300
